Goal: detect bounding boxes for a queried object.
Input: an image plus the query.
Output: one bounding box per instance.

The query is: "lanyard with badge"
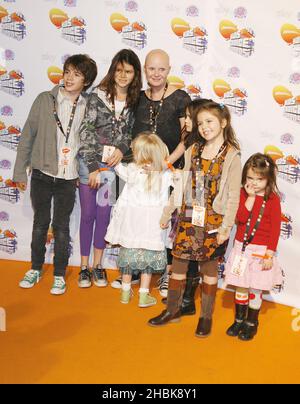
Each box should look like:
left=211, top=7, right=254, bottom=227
left=102, top=99, right=126, bottom=163
left=231, top=198, right=267, bottom=277
left=191, top=143, right=226, bottom=228
left=52, top=95, right=79, bottom=170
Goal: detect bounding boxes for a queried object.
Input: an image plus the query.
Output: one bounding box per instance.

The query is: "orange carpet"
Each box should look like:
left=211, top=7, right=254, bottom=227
left=0, top=259, right=299, bottom=384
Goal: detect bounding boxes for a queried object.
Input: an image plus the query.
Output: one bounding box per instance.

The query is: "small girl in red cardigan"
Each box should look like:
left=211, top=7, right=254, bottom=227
left=224, top=153, right=283, bottom=341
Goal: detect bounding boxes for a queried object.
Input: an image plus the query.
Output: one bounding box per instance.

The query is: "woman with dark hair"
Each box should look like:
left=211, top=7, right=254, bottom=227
left=77, top=49, right=142, bottom=288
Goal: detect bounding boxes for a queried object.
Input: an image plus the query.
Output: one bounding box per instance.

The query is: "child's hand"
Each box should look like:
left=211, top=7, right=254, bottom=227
left=262, top=256, right=273, bottom=270
left=107, top=149, right=123, bottom=167
left=160, top=222, right=169, bottom=229
left=88, top=170, right=101, bottom=189
left=244, top=182, right=256, bottom=197
left=262, top=251, right=274, bottom=270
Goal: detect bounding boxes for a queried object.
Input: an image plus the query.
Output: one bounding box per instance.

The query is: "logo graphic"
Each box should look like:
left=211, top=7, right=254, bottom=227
left=0, top=211, right=9, bottom=221
left=0, top=105, right=13, bottom=116
left=0, top=227, right=17, bottom=254
left=125, top=1, right=138, bottom=12
left=234, top=7, right=247, bottom=19
left=186, top=5, right=199, bottom=17
left=219, top=20, right=254, bottom=57
left=2, top=49, right=15, bottom=61
left=0, top=5, right=26, bottom=40
left=110, top=13, right=147, bottom=50
left=47, top=66, right=63, bottom=85
left=227, top=66, right=240, bottom=78
left=64, top=0, right=77, bottom=6
left=0, top=177, right=20, bottom=203
left=171, top=18, right=207, bottom=55
left=181, top=64, right=194, bottom=75
left=213, top=79, right=247, bottom=116
left=289, top=72, right=300, bottom=85
left=0, top=121, right=20, bottom=151
left=0, top=67, right=24, bottom=97
left=186, top=84, right=202, bottom=100
left=167, top=76, right=202, bottom=101
left=265, top=145, right=300, bottom=184
left=280, top=133, right=294, bottom=144
left=281, top=23, right=300, bottom=57
left=49, top=8, right=86, bottom=45
left=0, top=159, right=11, bottom=169
left=273, top=85, right=300, bottom=124
left=280, top=213, right=293, bottom=240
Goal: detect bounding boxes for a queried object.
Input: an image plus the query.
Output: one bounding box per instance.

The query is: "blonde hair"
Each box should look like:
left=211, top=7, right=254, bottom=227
left=132, top=132, right=169, bottom=192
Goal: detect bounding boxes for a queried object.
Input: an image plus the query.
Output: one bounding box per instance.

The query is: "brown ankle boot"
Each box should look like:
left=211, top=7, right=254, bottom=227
left=148, top=278, right=186, bottom=327
left=195, top=282, right=217, bottom=338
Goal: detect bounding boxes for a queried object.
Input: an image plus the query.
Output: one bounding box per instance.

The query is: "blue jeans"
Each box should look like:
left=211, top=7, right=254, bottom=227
left=30, top=169, right=77, bottom=277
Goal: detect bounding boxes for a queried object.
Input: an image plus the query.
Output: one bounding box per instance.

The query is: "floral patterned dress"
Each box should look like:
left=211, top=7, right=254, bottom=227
left=172, top=142, right=229, bottom=262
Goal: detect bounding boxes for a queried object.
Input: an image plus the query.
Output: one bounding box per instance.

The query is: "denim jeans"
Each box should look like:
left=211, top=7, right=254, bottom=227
left=30, top=169, right=77, bottom=277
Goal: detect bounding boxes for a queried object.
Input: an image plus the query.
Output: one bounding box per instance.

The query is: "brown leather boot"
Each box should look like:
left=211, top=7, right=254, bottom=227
left=195, top=282, right=217, bottom=338
left=148, top=278, right=186, bottom=327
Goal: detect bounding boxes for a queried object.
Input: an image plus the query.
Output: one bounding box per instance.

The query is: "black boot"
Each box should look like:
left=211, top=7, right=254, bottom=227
left=148, top=279, right=185, bottom=327
left=238, top=308, right=260, bottom=341
left=195, top=283, right=217, bottom=338
left=180, top=275, right=200, bottom=316
left=226, top=304, right=248, bottom=337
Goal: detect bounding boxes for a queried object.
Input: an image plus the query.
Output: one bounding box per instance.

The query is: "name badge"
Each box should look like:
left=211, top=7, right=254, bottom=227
left=60, top=147, right=71, bottom=167
left=102, top=145, right=116, bottom=163
left=192, top=206, right=206, bottom=227
left=231, top=255, right=248, bottom=277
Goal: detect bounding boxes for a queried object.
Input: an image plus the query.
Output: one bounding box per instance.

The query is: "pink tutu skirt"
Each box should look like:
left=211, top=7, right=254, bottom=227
left=224, top=240, right=283, bottom=291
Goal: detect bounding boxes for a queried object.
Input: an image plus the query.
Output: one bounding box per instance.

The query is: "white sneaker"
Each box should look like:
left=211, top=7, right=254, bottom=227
left=50, top=276, right=66, bottom=295
left=157, top=271, right=170, bottom=298
left=19, top=269, right=41, bottom=289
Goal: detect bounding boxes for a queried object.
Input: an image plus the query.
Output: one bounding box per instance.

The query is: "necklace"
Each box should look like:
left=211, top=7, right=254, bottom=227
left=149, top=83, right=168, bottom=134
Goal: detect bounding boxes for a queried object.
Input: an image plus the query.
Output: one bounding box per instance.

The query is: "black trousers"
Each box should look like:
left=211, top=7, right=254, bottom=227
left=30, top=169, right=76, bottom=277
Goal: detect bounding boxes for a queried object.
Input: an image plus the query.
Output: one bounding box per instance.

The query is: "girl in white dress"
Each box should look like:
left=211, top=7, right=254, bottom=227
left=105, top=133, right=175, bottom=307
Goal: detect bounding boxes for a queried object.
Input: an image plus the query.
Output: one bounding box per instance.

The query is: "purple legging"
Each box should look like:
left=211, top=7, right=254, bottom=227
left=79, top=183, right=112, bottom=256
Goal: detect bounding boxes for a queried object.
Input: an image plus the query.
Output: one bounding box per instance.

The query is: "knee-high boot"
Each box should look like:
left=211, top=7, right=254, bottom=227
left=148, top=278, right=186, bottom=327
left=180, top=275, right=200, bottom=316
left=195, top=282, right=217, bottom=338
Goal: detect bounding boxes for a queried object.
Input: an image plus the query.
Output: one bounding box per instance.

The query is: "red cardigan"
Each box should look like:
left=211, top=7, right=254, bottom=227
left=235, top=188, right=281, bottom=251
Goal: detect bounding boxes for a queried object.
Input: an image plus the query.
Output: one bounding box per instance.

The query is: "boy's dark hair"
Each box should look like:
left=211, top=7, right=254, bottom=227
left=63, top=54, right=98, bottom=91
left=99, top=48, right=142, bottom=108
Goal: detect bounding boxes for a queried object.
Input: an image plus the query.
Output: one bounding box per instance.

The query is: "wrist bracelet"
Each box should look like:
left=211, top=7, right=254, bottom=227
left=166, top=160, right=175, bottom=172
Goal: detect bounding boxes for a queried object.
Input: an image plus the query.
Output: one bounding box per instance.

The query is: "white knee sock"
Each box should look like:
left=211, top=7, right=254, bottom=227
left=122, top=282, right=131, bottom=291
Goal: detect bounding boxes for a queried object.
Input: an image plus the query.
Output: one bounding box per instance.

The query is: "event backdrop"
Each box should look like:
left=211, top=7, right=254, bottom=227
left=0, top=0, right=299, bottom=308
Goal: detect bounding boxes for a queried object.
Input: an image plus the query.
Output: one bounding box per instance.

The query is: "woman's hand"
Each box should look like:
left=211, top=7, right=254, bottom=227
left=88, top=170, right=101, bottom=189
left=107, top=149, right=123, bottom=167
